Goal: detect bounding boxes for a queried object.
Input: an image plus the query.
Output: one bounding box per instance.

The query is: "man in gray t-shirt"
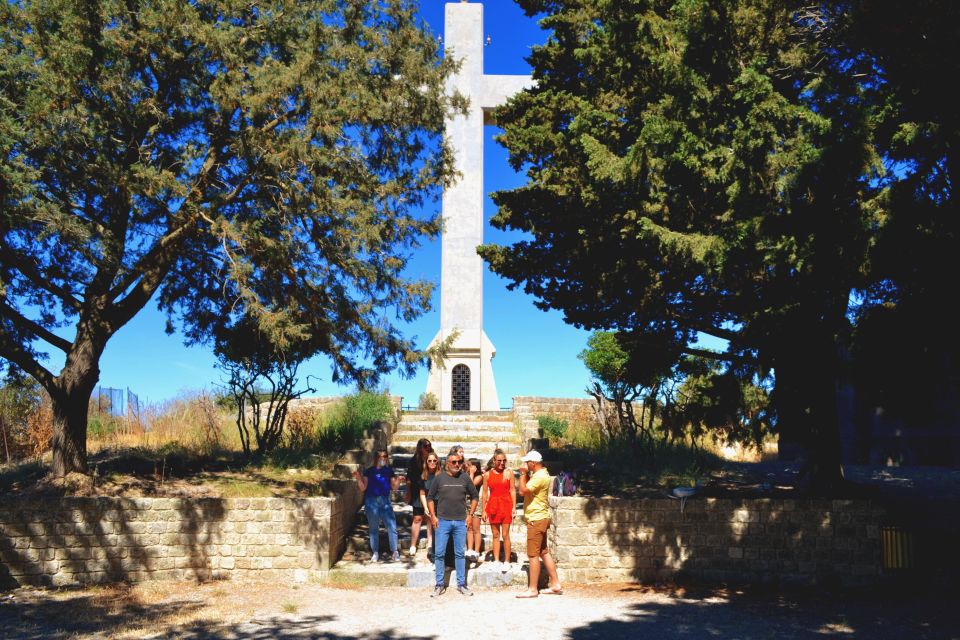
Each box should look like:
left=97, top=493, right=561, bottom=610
left=427, top=452, right=478, bottom=596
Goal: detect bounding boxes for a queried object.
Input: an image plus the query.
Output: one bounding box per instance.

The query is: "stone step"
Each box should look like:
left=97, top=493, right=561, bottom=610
left=328, top=558, right=528, bottom=588
left=400, top=411, right=513, bottom=422
left=396, top=421, right=516, bottom=431
left=392, top=441, right=521, bottom=454
left=393, top=431, right=517, bottom=443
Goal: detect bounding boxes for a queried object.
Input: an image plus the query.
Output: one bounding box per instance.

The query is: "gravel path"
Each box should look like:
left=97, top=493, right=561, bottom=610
left=3, top=582, right=959, bottom=639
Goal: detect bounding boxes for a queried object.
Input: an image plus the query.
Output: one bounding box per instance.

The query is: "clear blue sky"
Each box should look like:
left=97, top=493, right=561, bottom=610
left=82, top=1, right=594, bottom=407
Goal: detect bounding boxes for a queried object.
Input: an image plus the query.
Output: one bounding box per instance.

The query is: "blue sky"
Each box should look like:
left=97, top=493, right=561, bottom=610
left=81, top=1, right=595, bottom=408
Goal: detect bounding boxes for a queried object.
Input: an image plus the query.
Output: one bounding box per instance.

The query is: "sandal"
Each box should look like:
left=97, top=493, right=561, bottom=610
left=540, top=586, right=564, bottom=595
left=515, top=592, right=539, bottom=599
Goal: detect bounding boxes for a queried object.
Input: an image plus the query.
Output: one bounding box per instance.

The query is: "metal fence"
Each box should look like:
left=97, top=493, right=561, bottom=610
left=95, top=386, right=140, bottom=421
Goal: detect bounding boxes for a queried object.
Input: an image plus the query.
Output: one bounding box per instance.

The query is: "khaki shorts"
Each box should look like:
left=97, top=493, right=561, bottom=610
left=526, top=518, right=550, bottom=558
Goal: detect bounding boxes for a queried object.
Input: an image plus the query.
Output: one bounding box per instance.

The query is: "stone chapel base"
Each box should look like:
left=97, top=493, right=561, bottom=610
left=425, top=328, right=500, bottom=411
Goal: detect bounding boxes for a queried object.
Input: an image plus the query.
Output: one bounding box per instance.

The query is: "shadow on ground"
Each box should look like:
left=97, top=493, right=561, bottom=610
left=565, top=584, right=960, bottom=640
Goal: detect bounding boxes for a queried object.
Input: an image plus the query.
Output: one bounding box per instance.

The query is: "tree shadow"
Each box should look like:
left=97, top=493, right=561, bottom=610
left=0, top=586, right=206, bottom=639
left=572, top=494, right=884, bottom=587
left=564, top=584, right=960, bottom=639
left=151, top=617, right=435, bottom=640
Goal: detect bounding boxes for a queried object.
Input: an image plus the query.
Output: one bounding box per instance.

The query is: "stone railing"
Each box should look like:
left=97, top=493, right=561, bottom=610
left=548, top=496, right=886, bottom=586
left=512, top=396, right=599, bottom=444
left=0, top=484, right=363, bottom=588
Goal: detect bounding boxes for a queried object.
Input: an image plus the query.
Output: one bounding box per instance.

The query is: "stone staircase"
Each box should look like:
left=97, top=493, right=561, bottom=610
left=329, top=410, right=531, bottom=587
left=389, top=410, right=522, bottom=467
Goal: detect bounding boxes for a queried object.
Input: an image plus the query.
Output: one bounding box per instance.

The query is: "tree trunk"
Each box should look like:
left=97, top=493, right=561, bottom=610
left=49, top=336, right=104, bottom=476
left=773, top=332, right=846, bottom=494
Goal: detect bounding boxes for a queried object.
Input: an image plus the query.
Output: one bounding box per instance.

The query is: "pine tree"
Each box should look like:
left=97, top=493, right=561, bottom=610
left=0, top=0, right=462, bottom=475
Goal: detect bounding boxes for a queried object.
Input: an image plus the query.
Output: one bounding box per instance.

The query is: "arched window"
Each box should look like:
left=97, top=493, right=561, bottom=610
left=451, top=364, right=470, bottom=411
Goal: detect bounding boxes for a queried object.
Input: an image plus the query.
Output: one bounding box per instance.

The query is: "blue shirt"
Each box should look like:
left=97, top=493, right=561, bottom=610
left=364, top=465, right=394, bottom=497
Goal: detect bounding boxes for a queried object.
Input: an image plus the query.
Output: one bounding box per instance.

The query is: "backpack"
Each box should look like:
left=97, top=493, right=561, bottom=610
left=551, top=470, right=577, bottom=497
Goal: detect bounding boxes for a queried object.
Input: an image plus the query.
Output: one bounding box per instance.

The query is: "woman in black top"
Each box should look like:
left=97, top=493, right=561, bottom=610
left=406, top=438, right=433, bottom=555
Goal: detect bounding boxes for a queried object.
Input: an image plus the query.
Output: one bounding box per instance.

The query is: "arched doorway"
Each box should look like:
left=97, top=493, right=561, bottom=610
left=451, top=364, right=470, bottom=411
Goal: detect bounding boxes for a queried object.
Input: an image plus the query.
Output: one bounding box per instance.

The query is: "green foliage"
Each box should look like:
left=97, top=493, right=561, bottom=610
left=537, top=415, right=569, bottom=439
left=482, top=0, right=944, bottom=489
left=268, top=391, right=394, bottom=466
left=560, top=435, right=722, bottom=496
left=418, top=392, right=439, bottom=411
left=0, top=0, right=463, bottom=474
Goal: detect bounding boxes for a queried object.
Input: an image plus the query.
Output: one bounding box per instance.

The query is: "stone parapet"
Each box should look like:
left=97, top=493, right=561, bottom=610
left=0, top=488, right=363, bottom=588
left=547, top=496, right=886, bottom=586
left=512, top=396, right=599, bottom=443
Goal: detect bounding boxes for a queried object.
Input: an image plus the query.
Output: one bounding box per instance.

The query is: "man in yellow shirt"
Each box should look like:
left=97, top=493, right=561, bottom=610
left=516, top=450, right=563, bottom=598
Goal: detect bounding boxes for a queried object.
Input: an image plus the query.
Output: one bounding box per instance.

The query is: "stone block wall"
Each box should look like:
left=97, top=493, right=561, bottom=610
left=513, top=396, right=599, bottom=443
left=0, top=488, right=362, bottom=588
left=549, top=496, right=886, bottom=586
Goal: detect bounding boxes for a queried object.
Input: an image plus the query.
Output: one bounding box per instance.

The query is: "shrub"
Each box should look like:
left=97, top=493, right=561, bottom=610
left=316, top=391, right=394, bottom=453
left=537, top=414, right=569, bottom=439
left=418, top=392, right=439, bottom=410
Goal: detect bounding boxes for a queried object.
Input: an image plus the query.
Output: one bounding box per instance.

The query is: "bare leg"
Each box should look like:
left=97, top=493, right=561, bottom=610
left=410, top=514, right=422, bottom=552
left=491, top=523, right=502, bottom=563
left=472, top=517, right=482, bottom=553
left=502, top=522, right=512, bottom=564
left=524, top=555, right=541, bottom=596
left=539, top=549, right=562, bottom=592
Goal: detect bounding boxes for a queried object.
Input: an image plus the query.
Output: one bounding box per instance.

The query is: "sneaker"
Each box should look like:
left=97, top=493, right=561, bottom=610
left=408, top=545, right=417, bottom=556
left=457, top=585, right=473, bottom=596
left=431, top=585, right=446, bottom=598
left=370, top=552, right=379, bottom=563
left=392, top=550, right=401, bottom=562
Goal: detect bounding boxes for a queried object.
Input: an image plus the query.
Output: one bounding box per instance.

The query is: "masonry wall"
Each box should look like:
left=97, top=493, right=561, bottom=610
left=548, top=496, right=885, bottom=586
left=513, top=396, right=599, bottom=442
left=0, top=486, right=363, bottom=588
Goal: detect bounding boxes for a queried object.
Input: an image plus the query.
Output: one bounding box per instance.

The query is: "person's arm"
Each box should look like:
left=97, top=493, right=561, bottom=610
left=517, top=462, right=530, bottom=497
left=509, top=470, right=517, bottom=514
left=428, top=476, right=440, bottom=527
left=390, top=468, right=403, bottom=492
left=352, top=468, right=368, bottom=493
left=480, top=472, right=489, bottom=523
left=420, top=487, right=430, bottom=517
left=466, top=474, right=479, bottom=515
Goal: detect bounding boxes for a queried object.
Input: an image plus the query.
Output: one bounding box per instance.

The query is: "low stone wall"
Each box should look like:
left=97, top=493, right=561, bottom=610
left=512, top=396, right=599, bottom=443
left=287, top=395, right=403, bottom=421
left=548, top=496, right=886, bottom=586
left=0, top=485, right=363, bottom=588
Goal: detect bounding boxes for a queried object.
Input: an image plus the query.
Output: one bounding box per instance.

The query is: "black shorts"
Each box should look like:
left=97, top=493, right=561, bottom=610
left=411, top=502, right=425, bottom=517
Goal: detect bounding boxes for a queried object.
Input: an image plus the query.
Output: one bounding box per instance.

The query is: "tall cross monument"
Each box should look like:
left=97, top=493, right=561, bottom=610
left=424, top=2, right=534, bottom=411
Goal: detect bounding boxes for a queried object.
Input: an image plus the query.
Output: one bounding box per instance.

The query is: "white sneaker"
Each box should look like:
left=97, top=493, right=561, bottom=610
left=392, top=550, right=401, bottom=562
left=408, top=545, right=417, bottom=555
left=370, top=552, right=379, bottom=563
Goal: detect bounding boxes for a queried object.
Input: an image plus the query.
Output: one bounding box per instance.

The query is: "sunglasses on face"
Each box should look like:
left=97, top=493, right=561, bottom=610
left=427, top=459, right=439, bottom=465
left=448, top=460, right=462, bottom=466
left=495, top=459, right=506, bottom=464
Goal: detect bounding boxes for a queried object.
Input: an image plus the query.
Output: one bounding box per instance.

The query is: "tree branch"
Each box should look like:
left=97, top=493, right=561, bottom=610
left=0, top=329, right=56, bottom=391
left=0, top=302, right=73, bottom=353
left=0, top=244, right=82, bottom=310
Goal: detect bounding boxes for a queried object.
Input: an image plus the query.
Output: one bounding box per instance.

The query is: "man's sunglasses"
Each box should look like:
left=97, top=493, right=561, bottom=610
left=448, top=459, right=462, bottom=466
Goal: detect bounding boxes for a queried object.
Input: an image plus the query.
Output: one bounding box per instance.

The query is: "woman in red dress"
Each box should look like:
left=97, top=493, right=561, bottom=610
left=481, top=448, right=517, bottom=567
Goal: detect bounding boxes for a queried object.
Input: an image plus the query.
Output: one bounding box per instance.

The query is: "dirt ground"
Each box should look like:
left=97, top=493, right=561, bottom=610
left=1, top=579, right=959, bottom=640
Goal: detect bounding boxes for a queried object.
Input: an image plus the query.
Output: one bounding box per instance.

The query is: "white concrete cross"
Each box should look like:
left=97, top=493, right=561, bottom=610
left=425, top=2, right=534, bottom=411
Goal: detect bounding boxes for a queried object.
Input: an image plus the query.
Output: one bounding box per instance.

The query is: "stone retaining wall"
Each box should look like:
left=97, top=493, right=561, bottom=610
left=0, top=485, right=363, bottom=588
left=512, top=396, right=599, bottom=443
left=548, top=496, right=886, bottom=586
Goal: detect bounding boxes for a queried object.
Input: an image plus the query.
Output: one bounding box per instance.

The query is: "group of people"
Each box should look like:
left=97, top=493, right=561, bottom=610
left=353, top=439, right=562, bottom=598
